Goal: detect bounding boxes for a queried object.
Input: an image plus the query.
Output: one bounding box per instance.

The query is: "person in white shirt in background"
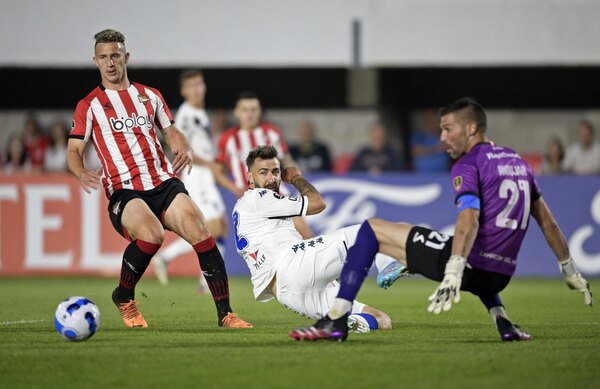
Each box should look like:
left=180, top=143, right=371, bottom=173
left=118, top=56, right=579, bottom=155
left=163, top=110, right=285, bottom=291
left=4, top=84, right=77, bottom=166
left=44, top=120, right=69, bottom=172
left=153, top=70, right=228, bottom=293
left=562, top=120, right=600, bottom=175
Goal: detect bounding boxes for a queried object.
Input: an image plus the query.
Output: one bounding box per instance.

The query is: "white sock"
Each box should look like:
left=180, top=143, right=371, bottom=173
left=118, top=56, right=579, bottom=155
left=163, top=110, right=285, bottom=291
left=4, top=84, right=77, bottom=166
left=159, top=238, right=192, bottom=263
left=375, top=254, right=397, bottom=272
left=329, top=298, right=352, bottom=320
left=490, top=306, right=508, bottom=324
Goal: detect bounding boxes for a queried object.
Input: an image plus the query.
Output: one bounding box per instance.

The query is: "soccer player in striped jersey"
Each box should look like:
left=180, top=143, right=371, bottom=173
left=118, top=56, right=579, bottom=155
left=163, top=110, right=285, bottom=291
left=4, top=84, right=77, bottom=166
left=214, top=91, right=314, bottom=239
left=152, top=70, right=228, bottom=293
left=67, top=29, right=251, bottom=329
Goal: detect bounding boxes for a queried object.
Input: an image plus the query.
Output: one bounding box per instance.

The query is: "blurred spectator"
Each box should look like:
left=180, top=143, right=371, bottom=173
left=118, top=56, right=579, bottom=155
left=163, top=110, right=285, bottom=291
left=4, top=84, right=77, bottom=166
left=289, top=120, right=332, bottom=172
left=44, top=120, right=69, bottom=172
left=541, top=136, right=565, bottom=175
left=3, top=132, right=30, bottom=174
left=350, top=121, right=404, bottom=174
left=23, top=116, right=49, bottom=172
left=210, top=108, right=229, bottom=142
left=410, top=109, right=450, bottom=172
left=562, top=120, right=600, bottom=175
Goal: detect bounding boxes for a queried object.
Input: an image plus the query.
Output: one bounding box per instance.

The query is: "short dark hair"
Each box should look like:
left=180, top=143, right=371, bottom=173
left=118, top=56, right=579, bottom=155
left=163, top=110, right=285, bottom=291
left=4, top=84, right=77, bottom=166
left=246, top=145, right=278, bottom=169
left=439, top=97, right=487, bottom=133
left=94, top=29, right=125, bottom=47
left=179, top=69, right=204, bottom=86
left=236, top=91, right=260, bottom=106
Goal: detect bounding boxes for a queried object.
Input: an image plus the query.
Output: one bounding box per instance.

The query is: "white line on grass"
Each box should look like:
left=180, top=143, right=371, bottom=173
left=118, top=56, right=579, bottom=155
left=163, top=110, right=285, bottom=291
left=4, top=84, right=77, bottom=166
left=0, top=319, right=47, bottom=325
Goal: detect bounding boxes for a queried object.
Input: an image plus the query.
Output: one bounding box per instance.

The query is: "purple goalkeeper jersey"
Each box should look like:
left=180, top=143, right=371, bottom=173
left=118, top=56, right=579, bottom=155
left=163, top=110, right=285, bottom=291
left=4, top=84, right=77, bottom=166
left=451, top=142, right=541, bottom=276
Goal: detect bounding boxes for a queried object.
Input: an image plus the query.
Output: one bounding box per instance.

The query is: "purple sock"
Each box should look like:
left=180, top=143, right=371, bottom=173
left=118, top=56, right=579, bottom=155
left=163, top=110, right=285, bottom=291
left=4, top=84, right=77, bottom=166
left=337, top=221, right=379, bottom=302
left=479, top=294, right=503, bottom=311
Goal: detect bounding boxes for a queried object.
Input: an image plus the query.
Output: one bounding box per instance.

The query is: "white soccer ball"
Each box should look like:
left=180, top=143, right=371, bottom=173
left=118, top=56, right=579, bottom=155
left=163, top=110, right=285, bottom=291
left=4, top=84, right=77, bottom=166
left=54, top=296, right=101, bottom=341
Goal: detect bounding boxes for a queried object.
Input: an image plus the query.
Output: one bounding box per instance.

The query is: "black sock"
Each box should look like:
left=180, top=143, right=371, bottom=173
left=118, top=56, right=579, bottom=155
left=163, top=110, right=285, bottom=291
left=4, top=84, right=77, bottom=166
left=193, top=237, right=232, bottom=320
left=114, top=239, right=161, bottom=302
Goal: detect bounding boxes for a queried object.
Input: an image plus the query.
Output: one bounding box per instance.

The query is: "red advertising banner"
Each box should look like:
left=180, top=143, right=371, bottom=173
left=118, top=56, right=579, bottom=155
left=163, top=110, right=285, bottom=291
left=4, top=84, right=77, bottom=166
left=0, top=174, right=199, bottom=277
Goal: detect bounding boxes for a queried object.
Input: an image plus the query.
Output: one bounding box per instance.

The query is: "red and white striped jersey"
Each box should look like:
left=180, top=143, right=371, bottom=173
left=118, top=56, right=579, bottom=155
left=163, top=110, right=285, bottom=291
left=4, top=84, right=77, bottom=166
left=216, top=123, right=289, bottom=189
left=70, top=83, right=176, bottom=198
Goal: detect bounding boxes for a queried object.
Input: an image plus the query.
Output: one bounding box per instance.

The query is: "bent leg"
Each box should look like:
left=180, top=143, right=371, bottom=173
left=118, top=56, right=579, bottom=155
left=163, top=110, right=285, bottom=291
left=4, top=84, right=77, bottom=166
left=117, top=199, right=165, bottom=298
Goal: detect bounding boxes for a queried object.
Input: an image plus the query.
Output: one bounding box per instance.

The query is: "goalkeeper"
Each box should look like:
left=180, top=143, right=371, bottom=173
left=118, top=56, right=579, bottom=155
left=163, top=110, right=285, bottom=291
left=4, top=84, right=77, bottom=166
left=290, top=97, right=593, bottom=342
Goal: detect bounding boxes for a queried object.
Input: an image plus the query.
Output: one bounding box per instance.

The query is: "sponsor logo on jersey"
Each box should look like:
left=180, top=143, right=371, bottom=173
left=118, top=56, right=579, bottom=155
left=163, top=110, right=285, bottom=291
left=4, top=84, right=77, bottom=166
left=248, top=250, right=259, bottom=261
left=109, top=113, right=154, bottom=132
left=453, top=176, right=462, bottom=191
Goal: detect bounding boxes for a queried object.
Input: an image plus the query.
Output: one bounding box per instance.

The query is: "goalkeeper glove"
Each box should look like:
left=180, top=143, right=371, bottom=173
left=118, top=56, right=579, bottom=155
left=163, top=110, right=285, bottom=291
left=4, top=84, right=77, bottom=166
left=428, top=255, right=467, bottom=314
left=559, top=258, right=593, bottom=306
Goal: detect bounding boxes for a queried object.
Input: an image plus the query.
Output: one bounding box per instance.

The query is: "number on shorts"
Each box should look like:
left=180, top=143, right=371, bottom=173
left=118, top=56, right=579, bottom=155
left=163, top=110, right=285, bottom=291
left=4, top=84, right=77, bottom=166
left=413, top=230, right=450, bottom=250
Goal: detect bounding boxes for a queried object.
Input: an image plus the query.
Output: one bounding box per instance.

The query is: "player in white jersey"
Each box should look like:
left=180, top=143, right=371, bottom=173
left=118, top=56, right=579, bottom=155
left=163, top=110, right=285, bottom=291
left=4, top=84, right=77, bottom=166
left=153, top=70, right=227, bottom=292
left=215, top=91, right=314, bottom=239
left=233, top=145, right=404, bottom=332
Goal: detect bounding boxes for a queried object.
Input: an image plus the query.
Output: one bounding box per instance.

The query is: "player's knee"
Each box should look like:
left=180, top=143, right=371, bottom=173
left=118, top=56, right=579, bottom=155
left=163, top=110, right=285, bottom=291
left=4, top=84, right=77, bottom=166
left=136, top=226, right=165, bottom=245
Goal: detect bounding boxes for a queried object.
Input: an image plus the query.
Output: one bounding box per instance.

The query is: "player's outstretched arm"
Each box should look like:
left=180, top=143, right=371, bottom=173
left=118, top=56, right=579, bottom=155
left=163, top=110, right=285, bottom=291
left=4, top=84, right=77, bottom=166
left=428, top=208, right=479, bottom=314
left=531, top=197, right=593, bottom=306
left=67, top=138, right=101, bottom=194
left=162, top=125, right=193, bottom=175
left=282, top=166, right=325, bottom=215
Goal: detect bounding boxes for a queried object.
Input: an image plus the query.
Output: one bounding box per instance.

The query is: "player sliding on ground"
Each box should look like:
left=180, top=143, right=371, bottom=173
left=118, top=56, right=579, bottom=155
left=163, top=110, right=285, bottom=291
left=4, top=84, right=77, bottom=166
left=233, top=145, right=406, bottom=332
left=67, top=29, right=251, bottom=329
left=290, top=97, right=593, bottom=342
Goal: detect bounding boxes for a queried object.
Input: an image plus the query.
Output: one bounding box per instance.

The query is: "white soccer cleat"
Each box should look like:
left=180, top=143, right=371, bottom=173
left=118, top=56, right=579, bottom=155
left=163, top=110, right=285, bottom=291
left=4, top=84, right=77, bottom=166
left=153, top=255, right=169, bottom=286
left=347, top=314, right=371, bottom=333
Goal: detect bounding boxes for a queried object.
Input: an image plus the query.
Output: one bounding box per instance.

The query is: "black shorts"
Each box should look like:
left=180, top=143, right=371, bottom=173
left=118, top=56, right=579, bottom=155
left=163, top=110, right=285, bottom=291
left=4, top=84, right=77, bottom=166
left=107, top=178, right=189, bottom=240
left=405, top=226, right=511, bottom=297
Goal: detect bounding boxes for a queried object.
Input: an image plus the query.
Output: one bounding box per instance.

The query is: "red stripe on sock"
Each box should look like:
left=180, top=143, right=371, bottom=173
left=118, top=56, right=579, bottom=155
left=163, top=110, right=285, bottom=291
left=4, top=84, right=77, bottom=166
left=136, top=239, right=161, bottom=255
left=193, top=237, right=216, bottom=253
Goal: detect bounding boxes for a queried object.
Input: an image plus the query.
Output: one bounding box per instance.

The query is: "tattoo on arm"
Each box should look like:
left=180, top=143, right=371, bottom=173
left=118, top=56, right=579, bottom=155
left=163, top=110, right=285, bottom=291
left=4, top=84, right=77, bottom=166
left=291, top=176, right=319, bottom=196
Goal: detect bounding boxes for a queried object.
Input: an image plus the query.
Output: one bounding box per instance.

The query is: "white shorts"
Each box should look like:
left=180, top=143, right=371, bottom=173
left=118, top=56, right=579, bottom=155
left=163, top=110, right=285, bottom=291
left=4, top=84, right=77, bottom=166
left=181, top=165, right=225, bottom=221
left=274, top=224, right=366, bottom=320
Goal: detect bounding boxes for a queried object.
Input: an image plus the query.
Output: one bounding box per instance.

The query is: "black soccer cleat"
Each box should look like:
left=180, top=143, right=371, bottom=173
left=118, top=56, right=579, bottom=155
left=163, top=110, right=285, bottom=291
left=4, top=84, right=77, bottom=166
left=289, top=314, right=349, bottom=342
left=496, top=315, right=532, bottom=342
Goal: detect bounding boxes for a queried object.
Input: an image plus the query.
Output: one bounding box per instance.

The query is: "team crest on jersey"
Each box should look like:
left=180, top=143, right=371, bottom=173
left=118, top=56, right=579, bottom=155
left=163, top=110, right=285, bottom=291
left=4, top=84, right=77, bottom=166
left=453, top=176, right=463, bottom=191
left=137, top=93, right=150, bottom=105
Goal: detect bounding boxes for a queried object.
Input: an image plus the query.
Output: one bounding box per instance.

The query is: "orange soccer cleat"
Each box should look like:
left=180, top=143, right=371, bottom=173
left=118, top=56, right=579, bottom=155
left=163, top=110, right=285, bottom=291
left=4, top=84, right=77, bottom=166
left=112, top=294, right=148, bottom=328
left=220, top=313, right=253, bottom=328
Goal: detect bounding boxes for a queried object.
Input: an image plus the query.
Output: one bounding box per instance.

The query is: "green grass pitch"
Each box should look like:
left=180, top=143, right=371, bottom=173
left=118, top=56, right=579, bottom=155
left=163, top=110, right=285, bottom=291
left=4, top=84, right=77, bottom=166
left=1, top=276, right=599, bottom=388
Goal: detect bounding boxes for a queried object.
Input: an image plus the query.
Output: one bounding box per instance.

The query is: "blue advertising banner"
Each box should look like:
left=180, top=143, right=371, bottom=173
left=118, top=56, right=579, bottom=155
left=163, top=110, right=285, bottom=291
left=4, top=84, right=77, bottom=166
left=220, top=174, right=600, bottom=277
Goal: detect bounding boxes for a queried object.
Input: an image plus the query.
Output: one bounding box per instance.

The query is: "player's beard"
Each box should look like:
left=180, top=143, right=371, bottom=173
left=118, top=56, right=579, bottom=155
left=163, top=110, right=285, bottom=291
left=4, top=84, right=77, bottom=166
left=263, top=181, right=280, bottom=193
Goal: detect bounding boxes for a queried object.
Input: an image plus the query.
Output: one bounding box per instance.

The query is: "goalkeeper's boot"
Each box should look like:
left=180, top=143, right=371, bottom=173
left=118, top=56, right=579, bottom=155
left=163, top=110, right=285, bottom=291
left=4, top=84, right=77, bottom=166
left=220, top=312, right=253, bottom=328
left=289, top=314, right=349, bottom=342
left=496, top=316, right=531, bottom=341
left=112, top=288, right=148, bottom=328
left=377, top=261, right=411, bottom=289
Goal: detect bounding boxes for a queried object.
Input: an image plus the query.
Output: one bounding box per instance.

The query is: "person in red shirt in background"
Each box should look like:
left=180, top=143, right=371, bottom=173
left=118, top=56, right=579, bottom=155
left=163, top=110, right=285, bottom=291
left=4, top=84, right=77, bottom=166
left=214, top=91, right=313, bottom=239
left=23, top=116, right=49, bottom=173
